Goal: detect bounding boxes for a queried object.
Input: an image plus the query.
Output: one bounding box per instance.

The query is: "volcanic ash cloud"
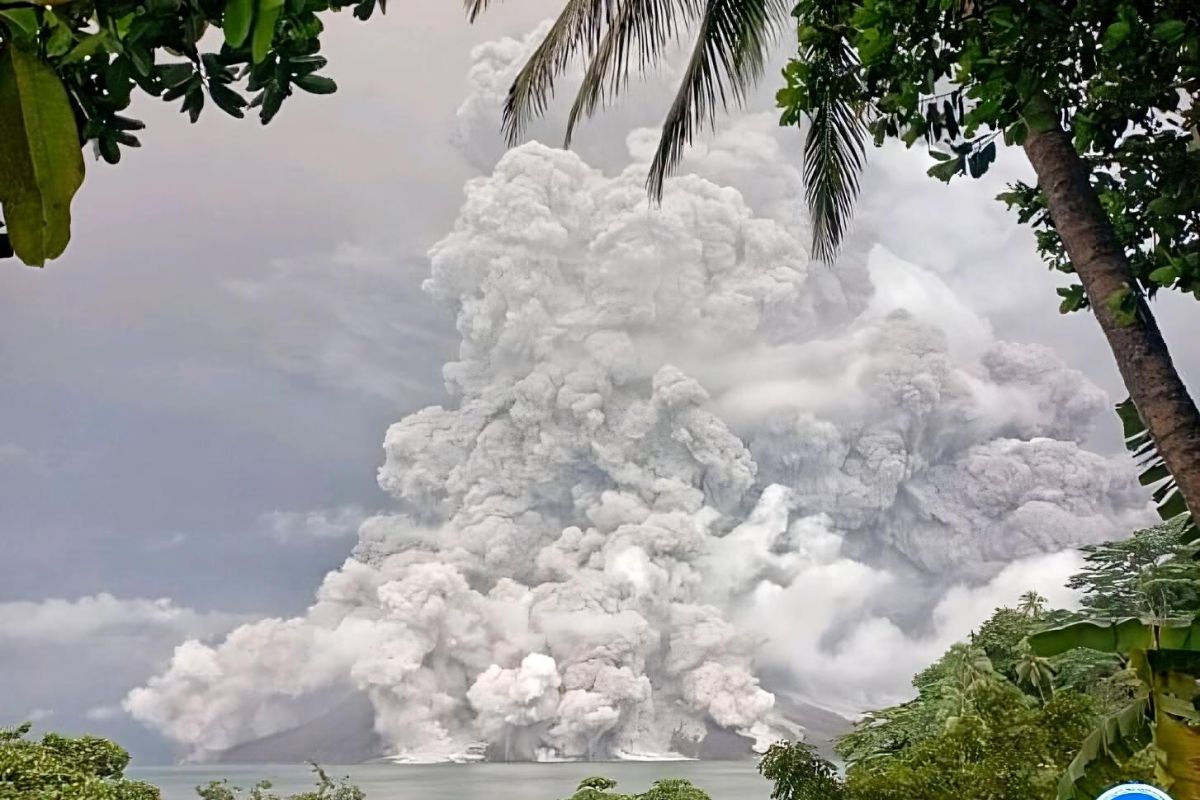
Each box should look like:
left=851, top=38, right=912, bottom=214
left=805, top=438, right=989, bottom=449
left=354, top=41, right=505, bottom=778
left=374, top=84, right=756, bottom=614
left=126, top=134, right=1148, bottom=762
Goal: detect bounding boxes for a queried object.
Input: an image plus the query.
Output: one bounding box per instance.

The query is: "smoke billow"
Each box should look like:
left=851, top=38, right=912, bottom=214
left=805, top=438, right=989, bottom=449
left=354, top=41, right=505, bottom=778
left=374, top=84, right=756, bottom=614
left=125, top=28, right=1151, bottom=763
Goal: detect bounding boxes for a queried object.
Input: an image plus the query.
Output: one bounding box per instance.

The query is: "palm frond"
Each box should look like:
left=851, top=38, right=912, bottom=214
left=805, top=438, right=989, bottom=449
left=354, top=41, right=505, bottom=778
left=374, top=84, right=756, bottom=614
left=500, top=0, right=617, bottom=145
left=562, top=0, right=699, bottom=149
left=464, top=0, right=492, bottom=24
left=800, top=36, right=867, bottom=265
left=645, top=0, right=790, bottom=200
left=1117, top=396, right=1199, bottom=545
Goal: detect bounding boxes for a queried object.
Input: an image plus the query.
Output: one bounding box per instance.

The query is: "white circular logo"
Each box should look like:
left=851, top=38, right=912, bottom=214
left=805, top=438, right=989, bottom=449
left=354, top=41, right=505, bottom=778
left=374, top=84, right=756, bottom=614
left=1097, top=784, right=1173, bottom=800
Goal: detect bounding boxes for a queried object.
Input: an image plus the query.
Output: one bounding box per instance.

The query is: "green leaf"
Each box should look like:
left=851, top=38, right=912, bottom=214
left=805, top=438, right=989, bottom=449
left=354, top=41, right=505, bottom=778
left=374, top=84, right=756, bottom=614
left=1156, top=697, right=1200, bottom=796
left=1140, top=463, right=1171, bottom=486
left=251, top=0, right=284, bottom=64
left=1003, top=120, right=1028, bottom=146
left=1029, top=618, right=1152, bottom=656
left=1152, top=20, right=1187, bottom=45
left=1101, top=20, right=1131, bottom=50
left=0, top=8, right=39, bottom=42
left=60, top=32, right=109, bottom=66
left=0, top=44, right=85, bottom=267
left=293, top=73, right=336, bottom=94
left=208, top=81, right=246, bottom=117
left=1150, top=265, right=1180, bottom=285
left=1057, top=284, right=1087, bottom=313
left=1156, top=620, right=1200, bottom=651
left=44, top=13, right=74, bottom=57
left=926, top=155, right=963, bottom=182
left=223, top=0, right=254, bottom=48
left=182, top=83, right=204, bottom=122
left=157, top=61, right=193, bottom=88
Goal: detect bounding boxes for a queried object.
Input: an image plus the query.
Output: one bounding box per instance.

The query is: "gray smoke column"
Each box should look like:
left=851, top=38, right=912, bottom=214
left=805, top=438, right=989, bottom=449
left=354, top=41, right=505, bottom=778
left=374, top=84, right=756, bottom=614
left=125, top=29, right=1151, bottom=763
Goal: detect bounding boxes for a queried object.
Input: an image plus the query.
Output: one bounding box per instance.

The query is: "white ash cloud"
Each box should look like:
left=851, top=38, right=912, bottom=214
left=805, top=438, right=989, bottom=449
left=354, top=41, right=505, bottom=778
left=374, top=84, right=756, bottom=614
left=260, top=505, right=370, bottom=543
left=125, top=29, right=1151, bottom=763
left=0, top=595, right=248, bottom=744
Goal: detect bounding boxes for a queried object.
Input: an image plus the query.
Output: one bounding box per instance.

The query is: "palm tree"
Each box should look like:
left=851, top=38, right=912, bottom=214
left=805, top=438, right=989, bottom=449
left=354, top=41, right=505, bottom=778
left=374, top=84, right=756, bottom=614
left=939, top=643, right=995, bottom=718
left=466, top=0, right=1200, bottom=536
left=1014, top=644, right=1056, bottom=704
left=1017, top=591, right=1049, bottom=621
left=465, top=0, right=866, bottom=265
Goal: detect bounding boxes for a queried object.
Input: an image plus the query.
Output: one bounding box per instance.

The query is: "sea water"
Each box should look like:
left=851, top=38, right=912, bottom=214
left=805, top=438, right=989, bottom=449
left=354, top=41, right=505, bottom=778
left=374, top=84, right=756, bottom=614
left=130, top=761, right=768, bottom=800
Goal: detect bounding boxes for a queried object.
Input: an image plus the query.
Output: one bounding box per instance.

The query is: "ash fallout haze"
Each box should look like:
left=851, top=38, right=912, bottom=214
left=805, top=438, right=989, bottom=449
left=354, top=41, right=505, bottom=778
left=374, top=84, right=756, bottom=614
left=2, top=0, right=1197, bottom=768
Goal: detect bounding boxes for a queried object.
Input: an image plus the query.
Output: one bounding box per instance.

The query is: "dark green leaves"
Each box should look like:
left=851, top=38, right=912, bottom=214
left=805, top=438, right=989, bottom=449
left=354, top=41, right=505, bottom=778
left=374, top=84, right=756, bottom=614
left=926, top=153, right=962, bottom=182
left=779, top=2, right=870, bottom=264
left=643, top=0, right=791, bottom=202
left=0, top=44, right=85, bottom=266
left=294, top=73, right=336, bottom=94
left=798, top=32, right=867, bottom=264
left=1056, top=285, right=1087, bottom=314
left=1117, top=397, right=1198, bottom=544
left=1152, top=19, right=1187, bottom=45
left=209, top=80, right=247, bottom=116
left=0, top=0, right=364, bottom=265
left=759, top=741, right=846, bottom=800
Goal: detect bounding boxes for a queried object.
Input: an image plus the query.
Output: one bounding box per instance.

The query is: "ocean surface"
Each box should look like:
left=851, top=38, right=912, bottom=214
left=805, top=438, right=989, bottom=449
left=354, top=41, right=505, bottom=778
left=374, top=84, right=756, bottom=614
left=130, top=761, right=770, bottom=800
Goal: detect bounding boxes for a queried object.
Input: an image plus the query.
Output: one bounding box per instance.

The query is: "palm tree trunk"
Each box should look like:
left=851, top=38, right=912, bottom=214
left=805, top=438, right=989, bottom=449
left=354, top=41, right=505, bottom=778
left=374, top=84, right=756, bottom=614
left=1022, top=121, right=1200, bottom=521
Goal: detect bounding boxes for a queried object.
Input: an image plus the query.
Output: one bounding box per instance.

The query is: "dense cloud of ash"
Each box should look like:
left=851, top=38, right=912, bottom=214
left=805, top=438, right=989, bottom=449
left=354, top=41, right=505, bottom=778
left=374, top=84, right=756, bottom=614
left=125, top=28, right=1151, bottom=762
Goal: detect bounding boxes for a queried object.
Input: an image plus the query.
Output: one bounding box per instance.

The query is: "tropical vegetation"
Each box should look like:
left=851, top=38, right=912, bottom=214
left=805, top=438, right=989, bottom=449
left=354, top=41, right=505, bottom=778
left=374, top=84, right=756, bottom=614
left=561, top=776, right=713, bottom=800
left=0, top=0, right=379, bottom=266
left=756, top=517, right=1200, bottom=800
left=0, top=730, right=366, bottom=800
left=0, top=721, right=160, bottom=799
left=195, top=763, right=365, bottom=800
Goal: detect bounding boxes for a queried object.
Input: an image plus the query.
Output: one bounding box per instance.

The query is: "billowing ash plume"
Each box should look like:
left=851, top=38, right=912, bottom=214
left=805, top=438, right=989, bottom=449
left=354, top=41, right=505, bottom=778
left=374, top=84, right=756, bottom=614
left=125, top=28, right=1151, bottom=763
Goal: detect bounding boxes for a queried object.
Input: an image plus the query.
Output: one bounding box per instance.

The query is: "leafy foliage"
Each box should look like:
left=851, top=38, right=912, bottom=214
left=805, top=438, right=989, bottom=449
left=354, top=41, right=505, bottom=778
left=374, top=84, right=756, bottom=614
left=1069, top=517, right=1200, bottom=619
left=845, top=682, right=1098, bottom=800
left=792, top=523, right=1200, bottom=800
left=0, top=43, right=84, bottom=265
left=759, top=740, right=845, bottom=800
left=0, top=0, right=382, bottom=265
left=0, top=722, right=160, bottom=800
left=776, top=0, right=1198, bottom=280
left=560, top=776, right=712, bottom=800
left=1116, top=398, right=1199, bottom=546
left=195, top=763, right=364, bottom=800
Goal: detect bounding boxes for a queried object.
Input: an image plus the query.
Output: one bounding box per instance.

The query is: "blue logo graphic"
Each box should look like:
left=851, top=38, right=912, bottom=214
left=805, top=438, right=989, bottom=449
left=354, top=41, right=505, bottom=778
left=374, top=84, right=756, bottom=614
left=1096, top=784, right=1173, bottom=800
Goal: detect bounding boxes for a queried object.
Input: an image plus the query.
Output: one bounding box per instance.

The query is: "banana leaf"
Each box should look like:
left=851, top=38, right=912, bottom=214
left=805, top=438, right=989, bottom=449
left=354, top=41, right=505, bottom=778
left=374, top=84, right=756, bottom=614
left=1056, top=696, right=1154, bottom=800
left=1155, top=704, right=1200, bottom=800
left=1030, top=618, right=1153, bottom=657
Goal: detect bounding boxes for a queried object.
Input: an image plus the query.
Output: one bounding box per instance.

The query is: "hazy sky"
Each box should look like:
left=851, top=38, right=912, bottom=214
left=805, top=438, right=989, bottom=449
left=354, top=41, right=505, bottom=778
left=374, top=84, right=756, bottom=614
left=2, top=0, right=1197, bottom=764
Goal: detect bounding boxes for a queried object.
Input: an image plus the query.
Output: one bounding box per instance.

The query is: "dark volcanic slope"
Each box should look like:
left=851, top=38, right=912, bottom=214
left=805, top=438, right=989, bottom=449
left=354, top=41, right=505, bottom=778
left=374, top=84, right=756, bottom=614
left=215, top=693, right=384, bottom=764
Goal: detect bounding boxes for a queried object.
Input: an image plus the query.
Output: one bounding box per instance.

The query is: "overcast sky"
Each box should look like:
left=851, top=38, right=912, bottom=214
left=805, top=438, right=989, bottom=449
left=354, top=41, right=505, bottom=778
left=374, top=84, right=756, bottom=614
left=2, top=0, right=1198, bottom=764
